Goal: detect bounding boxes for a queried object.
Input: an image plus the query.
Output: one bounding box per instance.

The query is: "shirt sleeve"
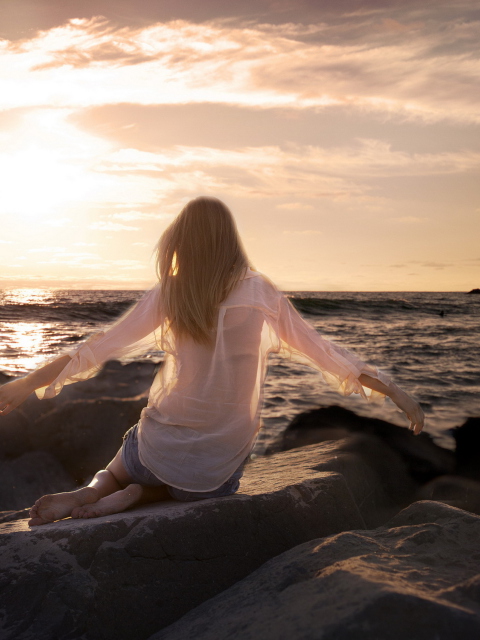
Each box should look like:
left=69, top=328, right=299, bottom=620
left=275, top=294, right=393, bottom=404
left=35, top=283, right=163, bottom=399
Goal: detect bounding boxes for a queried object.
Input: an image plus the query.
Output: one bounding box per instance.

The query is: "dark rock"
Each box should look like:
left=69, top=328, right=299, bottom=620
left=0, top=451, right=76, bottom=511
left=417, top=475, right=480, bottom=515
left=451, top=417, right=480, bottom=480
left=279, top=405, right=455, bottom=483
left=152, top=502, right=480, bottom=640
left=0, top=508, right=30, bottom=523
left=300, top=436, right=416, bottom=527
left=32, top=397, right=148, bottom=483
left=0, top=360, right=157, bottom=483
left=0, top=396, right=147, bottom=484
left=0, top=371, right=12, bottom=385
left=0, top=441, right=375, bottom=640
left=467, top=288, right=480, bottom=294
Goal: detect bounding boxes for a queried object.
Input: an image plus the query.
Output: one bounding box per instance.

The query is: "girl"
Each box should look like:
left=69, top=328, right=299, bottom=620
left=0, top=196, right=424, bottom=526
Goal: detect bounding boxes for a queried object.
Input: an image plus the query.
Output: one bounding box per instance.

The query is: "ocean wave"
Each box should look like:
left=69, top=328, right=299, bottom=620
left=289, top=296, right=472, bottom=317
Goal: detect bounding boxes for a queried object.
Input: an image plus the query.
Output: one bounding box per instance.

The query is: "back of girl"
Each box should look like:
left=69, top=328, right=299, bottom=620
left=0, top=195, right=424, bottom=526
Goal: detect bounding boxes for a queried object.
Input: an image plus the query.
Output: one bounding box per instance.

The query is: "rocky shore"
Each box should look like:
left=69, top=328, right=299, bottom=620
left=1, top=360, right=480, bottom=639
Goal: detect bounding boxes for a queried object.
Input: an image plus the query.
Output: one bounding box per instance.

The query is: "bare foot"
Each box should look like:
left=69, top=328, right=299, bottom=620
left=72, top=484, right=143, bottom=519
left=28, top=486, right=99, bottom=527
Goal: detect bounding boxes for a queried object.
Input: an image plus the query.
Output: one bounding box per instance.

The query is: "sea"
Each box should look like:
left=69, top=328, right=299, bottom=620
left=1, top=289, right=479, bottom=452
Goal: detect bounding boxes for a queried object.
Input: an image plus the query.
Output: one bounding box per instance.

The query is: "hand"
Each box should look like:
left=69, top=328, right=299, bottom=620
left=0, top=377, right=34, bottom=416
left=389, top=385, right=425, bottom=435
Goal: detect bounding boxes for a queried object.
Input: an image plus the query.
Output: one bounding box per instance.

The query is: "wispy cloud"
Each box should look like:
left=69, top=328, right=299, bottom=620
left=1, top=13, right=479, bottom=122
left=110, top=210, right=173, bottom=221
left=89, top=221, right=140, bottom=231
left=389, top=216, right=429, bottom=223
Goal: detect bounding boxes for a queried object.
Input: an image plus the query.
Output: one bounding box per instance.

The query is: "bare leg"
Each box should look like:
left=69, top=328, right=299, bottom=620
left=72, top=483, right=170, bottom=519
left=28, top=447, right=134, bottom=527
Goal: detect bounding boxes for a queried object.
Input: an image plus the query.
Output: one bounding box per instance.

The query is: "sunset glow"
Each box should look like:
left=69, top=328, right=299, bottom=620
left=0, top=1, right=479, bottom=290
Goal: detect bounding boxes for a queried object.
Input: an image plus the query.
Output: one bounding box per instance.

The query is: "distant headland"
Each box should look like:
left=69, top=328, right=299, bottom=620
left=467, top=288, right=480, bottom=294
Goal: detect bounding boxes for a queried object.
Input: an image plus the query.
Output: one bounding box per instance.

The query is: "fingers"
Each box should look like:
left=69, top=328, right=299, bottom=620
left=406, top=408, right=425, bottom=435
left=413, top=412, right=425, bottom=435
left=0, top=402, right=15, bottom=416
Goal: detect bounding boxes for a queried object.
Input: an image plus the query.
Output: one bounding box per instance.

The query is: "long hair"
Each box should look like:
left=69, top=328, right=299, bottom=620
left=154, top=196, right=253, bottom=345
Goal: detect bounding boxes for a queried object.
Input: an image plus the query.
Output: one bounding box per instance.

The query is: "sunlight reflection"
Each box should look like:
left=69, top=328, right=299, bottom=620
left=0, top=321, right=51, bottom=375
left=1, top=288, right=55, bottom=306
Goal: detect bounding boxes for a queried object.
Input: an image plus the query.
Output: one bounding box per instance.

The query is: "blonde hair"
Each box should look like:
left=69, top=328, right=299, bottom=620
left=154, top=196, right=253, bottom=345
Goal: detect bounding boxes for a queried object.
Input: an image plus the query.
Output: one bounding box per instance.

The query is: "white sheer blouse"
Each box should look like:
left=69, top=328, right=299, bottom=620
left=35, top=269, right=392, bottom=491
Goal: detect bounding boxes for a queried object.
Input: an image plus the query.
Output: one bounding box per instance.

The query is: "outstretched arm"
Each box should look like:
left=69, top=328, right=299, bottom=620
left=0, top=282, right=163, bottom=413
left=358, top=373, right=424, bottom=435
left=276, top=294, right=425, bottom=434
left=0, top=355, right=72, bottom=416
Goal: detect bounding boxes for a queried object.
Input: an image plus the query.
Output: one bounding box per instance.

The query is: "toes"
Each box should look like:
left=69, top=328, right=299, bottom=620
left=28, top=516, right=49, bottom=527
left=38, top=510, right=56, bottom=522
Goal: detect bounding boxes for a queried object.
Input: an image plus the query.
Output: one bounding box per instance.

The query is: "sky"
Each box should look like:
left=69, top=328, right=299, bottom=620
left=0, top=0, right=479, bottom=291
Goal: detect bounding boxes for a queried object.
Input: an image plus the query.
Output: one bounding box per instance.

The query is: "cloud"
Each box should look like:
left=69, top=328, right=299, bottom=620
left=282, top=229, right=322, bottom=235
left=1, top=11, right=479, bottom=122
left=44, top=217, right=73, bottom=227
left=277, top=202, right=314, bottom=210
left=91, top=141, right=480, bottom=206
left=89, top=221, right=140, bottom=231
left=390, top=216, right=428, bottom=223
left=110, top=210, right=172, bottom=221
left=421, top=261, right=452, bottom=269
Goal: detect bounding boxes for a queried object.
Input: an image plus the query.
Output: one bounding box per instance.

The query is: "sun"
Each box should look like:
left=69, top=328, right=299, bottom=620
left=0, top=145, right=85, bottom=218
left=0, top=109, right=112, bottom=220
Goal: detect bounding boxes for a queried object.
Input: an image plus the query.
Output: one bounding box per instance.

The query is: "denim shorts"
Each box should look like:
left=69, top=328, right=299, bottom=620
left=120, top=423, right=247, bottom=502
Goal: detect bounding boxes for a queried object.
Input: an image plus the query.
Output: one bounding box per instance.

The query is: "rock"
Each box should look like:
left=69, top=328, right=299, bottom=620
left=0, top=360, right=158, bottom=483
left=0, top=371, right=12, bottom=385
left=0, top=441, right=378, bottom=640
left=31, top=397, right=148, bottom=483
left=467, top=288, right=480, bottom=294
left=2, top=360, right=159, bottom=453
left=0, top=508, right=30, bottom=524
left=152, top=501, right=480, bottom=640
left=279, top=405, right=455, bottom=483
left=0, top=397, right=148, bottom=484
left=301, top=436, right=416, bottom=527
left=336, top=433, right=418, bottom=509
left=451, top=417, right=480, bottom=480
left=0, top=451, right=76, bottom=511
left=417, top=475, right=480, bottom=515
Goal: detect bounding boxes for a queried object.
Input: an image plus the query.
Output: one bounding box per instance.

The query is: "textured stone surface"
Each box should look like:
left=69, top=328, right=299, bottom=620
left=153, top=501, right=480, bottom=640
left=278, top=404, right=456, bottom=484
left=418, top=474, right=480, bottom=515
left=0, top=442, right=370, bottom=640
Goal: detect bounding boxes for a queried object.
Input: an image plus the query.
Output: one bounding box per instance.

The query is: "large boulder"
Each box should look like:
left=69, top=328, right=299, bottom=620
left=0, top=440, right=383, bottom=640
left=451, top=417, right=480, bottom=480
left=153, top=501, right=480, bottom=640
left=417, top=475, right=480, bottom=515
left=279, top=405, right=455, bottom=483
left=0, top=451, right=76, bottom=511
left=0, top=361, right=158, bottom=479
left=0, top=396, right=148, bottom=484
